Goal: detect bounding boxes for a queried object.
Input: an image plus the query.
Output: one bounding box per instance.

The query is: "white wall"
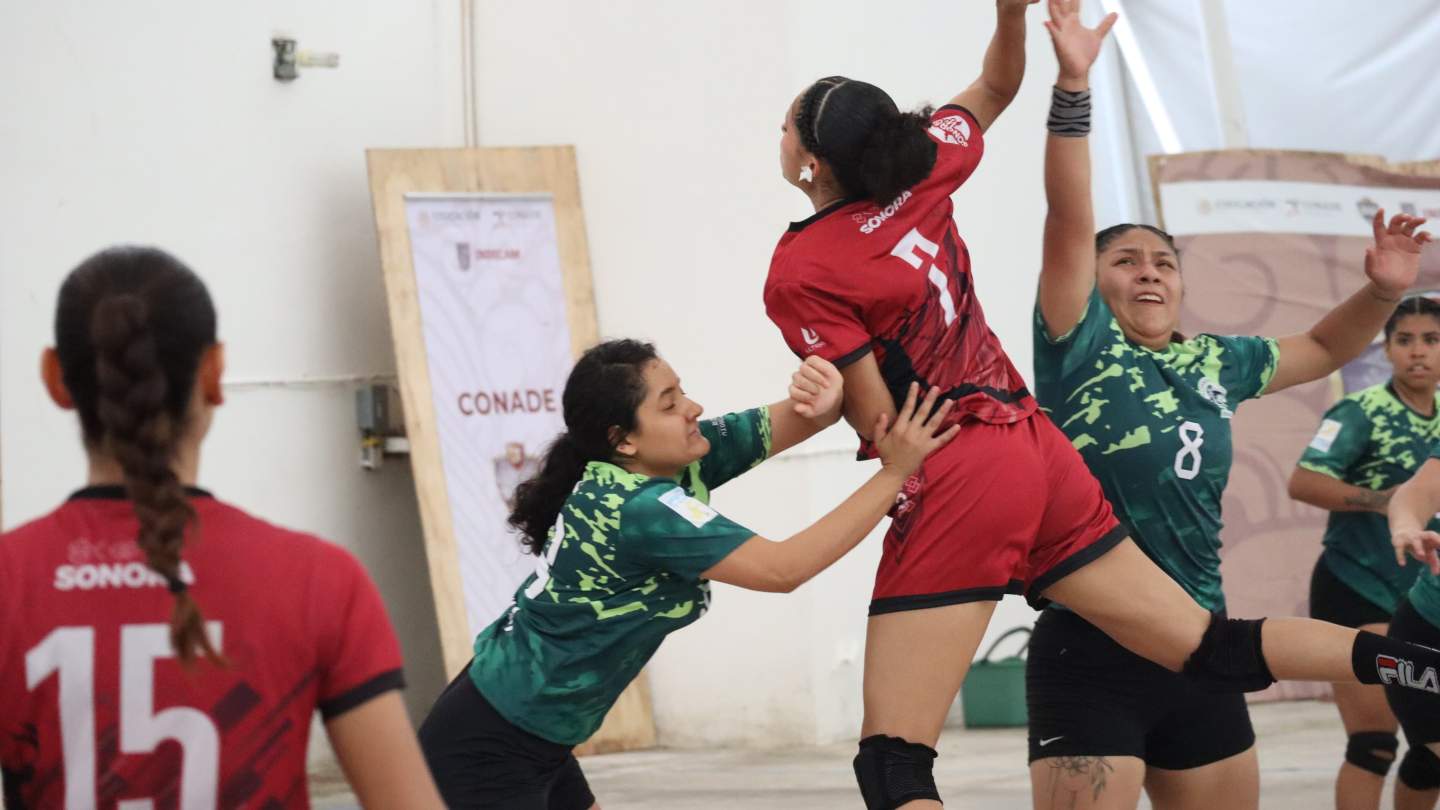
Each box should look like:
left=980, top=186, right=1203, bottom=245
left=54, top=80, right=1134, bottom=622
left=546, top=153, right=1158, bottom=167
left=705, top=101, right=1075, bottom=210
left=0, top=0, right=462, bottom=742
left=2, top=0, right=1062, bottom=755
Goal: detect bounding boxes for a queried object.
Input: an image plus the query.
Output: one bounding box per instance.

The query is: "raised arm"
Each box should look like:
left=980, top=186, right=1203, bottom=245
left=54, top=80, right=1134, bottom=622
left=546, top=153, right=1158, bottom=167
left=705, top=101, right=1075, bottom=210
left=703, top=384, right=958, bottom=592
left=1266, top=211, right=1431, bottom=394
left=1036, top=0, right=1116, bottom=339
left=949, top=0, right=1041, bottom=132
left=1388, top=458, right=1440, bottom=574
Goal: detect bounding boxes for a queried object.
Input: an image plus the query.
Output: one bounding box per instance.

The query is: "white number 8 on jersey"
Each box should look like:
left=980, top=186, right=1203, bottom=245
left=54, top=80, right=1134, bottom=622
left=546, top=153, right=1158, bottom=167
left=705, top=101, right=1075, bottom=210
left=1174, top=421, right=1205, bottom=480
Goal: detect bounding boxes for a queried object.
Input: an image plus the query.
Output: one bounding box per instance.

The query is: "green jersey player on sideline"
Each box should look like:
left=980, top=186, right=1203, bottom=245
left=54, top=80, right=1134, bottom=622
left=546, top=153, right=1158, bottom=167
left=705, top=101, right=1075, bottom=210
left=1290, top=295, right=1440, bottom=809
left=418, top=339, right=958, bottom=809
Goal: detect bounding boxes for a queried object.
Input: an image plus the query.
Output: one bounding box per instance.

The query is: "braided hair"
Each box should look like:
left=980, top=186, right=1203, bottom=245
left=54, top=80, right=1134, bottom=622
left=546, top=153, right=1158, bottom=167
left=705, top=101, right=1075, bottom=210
left=55, top=246, right=222, bottom=666
left=793, top=76, right=937, bottom=206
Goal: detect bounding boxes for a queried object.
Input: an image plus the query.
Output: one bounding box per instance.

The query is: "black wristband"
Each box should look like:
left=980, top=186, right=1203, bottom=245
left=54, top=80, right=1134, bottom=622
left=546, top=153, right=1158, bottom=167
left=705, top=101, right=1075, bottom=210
left=1048, top=85, right=1092, bottom=137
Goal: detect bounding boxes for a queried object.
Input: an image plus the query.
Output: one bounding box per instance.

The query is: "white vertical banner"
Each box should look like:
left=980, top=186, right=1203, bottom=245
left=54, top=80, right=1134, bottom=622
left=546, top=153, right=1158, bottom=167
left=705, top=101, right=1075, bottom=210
left=404, top=193, right=573, bottom=636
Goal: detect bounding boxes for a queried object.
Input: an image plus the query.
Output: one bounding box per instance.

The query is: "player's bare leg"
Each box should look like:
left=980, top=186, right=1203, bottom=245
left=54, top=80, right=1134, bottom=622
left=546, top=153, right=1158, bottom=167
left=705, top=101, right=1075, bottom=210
left=1329, top=627, right=1398, bottom=810
left=1144, top=747, right=1259, bottom=810
left=1029, top=755, right=1143, bottom=810
left=858, top=600, right=996, bottom=810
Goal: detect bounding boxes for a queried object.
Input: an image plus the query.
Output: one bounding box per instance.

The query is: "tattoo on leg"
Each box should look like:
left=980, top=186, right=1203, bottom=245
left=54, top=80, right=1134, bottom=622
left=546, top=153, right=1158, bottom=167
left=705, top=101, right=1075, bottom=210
left=1045, top=756, right=1115, bottom=807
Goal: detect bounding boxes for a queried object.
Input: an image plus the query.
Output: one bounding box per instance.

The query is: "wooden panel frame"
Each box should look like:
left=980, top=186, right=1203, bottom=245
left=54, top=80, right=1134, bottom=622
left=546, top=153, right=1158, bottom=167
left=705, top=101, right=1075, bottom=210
left=366, top=147, right=655, bottom=754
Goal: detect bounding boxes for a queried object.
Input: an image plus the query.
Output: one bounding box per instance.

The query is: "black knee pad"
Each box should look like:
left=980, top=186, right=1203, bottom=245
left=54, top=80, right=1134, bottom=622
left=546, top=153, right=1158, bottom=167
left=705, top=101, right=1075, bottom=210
left=1181, top=613, right=1276, bottom=693
left=1400, top=745, right=1440, bottom=790
left=853, top=735, right=941, bottom=810
left=1345, top=731, right=1398, bottom=776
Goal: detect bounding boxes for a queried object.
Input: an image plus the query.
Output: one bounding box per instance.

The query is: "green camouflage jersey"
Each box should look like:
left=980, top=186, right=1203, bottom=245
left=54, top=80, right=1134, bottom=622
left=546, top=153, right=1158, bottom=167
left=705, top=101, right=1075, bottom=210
left=469, top=407, right=772, bottom=745
left=1034, top=289, right=1279, bottom=612
left=1405, top=441, right=1440, bottom=631
left=1298, top=382, right=1440, bottom=613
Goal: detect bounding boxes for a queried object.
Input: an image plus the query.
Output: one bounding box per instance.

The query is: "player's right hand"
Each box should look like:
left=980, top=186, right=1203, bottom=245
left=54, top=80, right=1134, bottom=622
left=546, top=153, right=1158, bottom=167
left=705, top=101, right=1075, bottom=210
left=1392, top=527, right=1440, bottom=575
left=873, top=383, right=960, bottom=477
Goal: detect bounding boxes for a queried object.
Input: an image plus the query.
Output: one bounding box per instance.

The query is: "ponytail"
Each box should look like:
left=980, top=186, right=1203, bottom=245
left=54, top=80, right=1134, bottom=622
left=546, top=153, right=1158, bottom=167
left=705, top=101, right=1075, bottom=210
left=56, top=246, right=220, bottom=667
left=795, top=76, right=938, bottom=205
left=856, top=107, right=937, bottom=207
left=507, top=339, right=659, bottom=555
left=508, top=433, right=589, bottom=556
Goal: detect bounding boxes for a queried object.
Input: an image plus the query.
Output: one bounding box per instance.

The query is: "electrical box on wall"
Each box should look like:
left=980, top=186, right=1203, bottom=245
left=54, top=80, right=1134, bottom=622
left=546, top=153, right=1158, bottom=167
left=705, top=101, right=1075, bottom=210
left=356, top=384, right=408, bottom=469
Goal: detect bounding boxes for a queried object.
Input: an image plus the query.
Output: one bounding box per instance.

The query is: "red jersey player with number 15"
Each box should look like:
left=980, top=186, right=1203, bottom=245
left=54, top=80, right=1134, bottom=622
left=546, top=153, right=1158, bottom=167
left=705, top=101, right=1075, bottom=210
left=0, top=247, right=443, bottom=809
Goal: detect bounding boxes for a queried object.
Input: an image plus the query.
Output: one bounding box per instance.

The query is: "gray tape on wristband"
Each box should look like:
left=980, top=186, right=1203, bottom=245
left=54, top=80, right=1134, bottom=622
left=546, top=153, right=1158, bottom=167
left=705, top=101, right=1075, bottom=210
left=1048, top=85, right=1092, bottom=137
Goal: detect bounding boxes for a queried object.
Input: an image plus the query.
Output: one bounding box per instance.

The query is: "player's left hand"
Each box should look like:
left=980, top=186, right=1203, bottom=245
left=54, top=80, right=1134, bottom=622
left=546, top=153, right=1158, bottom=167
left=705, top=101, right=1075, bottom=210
left=790, top=355, right=843, bottom=424
left=1393, top=527, right=1440, bottom=575
left=1366, top=209, right=1432, bottom=299
left=1045, top=0, right=1118, bottom=80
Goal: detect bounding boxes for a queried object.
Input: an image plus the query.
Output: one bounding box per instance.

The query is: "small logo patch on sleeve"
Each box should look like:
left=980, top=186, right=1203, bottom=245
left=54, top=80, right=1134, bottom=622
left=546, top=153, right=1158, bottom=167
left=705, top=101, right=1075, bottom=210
left=658, top=487, right=718, bottom=529
left=1310, top=419, right=1343, bottom=452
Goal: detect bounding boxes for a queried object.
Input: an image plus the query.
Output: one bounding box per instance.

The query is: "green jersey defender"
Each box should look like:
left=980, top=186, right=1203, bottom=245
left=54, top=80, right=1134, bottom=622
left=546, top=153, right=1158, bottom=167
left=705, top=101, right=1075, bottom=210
left=1034, top=289, right=1278, bottom=612
left=469, top=408, right=771, bottom=745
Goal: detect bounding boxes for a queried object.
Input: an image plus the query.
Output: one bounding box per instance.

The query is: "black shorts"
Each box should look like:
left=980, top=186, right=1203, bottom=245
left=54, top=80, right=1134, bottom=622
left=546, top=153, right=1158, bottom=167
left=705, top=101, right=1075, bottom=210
left=1385, top=598, right=1440, bottom=746
left=418, top=665, right=595, bottom=810
left=1310, top=555, right=1392, bottom=628
left=1026, top=608, right=1255, bottom=769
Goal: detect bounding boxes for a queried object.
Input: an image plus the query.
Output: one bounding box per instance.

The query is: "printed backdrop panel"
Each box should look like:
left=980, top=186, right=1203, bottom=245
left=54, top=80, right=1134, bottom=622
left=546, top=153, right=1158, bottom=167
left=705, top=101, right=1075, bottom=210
left=404, top=193, right=571, bottom=635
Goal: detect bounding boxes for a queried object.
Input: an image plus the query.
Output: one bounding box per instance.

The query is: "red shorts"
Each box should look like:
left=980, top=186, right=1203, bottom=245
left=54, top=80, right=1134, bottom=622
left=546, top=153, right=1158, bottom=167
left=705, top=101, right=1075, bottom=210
left=870, top=412, right=1126, bottom=615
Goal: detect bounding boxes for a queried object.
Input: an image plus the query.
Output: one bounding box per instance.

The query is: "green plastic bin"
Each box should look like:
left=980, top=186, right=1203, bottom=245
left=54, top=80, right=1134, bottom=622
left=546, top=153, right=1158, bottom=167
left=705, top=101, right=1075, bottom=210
left=960, top=626, right=1030, bottom=728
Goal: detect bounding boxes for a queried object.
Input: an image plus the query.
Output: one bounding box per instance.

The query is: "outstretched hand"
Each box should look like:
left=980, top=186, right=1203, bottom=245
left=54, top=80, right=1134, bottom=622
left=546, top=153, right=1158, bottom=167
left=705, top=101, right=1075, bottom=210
left=1393, top=527, right=1440, bottom=576
left=873, top=383, right=961, bottom=478
left=1366, top=209, right=1432, bottom=299
left=1043, top=0, right=1117, bottom=81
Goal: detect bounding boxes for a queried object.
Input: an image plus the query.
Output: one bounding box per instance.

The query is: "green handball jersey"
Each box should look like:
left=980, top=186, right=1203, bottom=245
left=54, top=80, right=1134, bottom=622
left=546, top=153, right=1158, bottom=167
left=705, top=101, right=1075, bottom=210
left=1298, top=382, right=1440, bottom=613
left=1034, top=290, right=1279, bottom=611
left=469, top=407, right=772, bottom=745
left=1406, top=440, right=1440, bottom=631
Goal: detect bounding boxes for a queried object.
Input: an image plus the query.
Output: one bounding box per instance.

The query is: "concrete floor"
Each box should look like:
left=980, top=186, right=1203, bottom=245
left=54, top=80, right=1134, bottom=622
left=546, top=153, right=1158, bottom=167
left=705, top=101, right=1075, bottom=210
left=313, top=700, right=1399, bottom=808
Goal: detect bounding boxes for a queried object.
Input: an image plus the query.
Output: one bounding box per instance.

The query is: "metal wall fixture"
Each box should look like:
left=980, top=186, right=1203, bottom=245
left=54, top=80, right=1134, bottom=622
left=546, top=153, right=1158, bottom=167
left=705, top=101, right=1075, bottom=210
left=272, top=37, right=341, bottom=82
left=356, top=384, right=410, bottom=470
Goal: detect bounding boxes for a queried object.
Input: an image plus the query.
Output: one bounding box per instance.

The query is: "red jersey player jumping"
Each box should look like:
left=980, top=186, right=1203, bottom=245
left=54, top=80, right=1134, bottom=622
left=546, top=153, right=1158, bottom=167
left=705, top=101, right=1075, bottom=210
left=766, top=2, right=1440, bottom=808
left=0, top=247, right=443, bottom=808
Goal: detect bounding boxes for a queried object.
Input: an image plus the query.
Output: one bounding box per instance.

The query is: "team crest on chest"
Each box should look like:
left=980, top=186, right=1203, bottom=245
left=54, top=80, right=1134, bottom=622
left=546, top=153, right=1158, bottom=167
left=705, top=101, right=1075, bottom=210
left=1197, top=378, right=1233, bottom=419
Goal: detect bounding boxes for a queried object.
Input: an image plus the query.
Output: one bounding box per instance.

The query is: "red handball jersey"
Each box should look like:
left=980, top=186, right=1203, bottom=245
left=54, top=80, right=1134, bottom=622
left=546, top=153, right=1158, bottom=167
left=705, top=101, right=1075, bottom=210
left=0, top=487, right=405, bottom=809
left=765, top=105, right=1037, bottom=449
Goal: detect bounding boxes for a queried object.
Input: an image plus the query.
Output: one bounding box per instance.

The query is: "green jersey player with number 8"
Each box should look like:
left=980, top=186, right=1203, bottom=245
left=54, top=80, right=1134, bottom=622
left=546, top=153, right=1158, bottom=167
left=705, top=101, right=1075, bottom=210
left=1025, top=2, right=1436, bottom=808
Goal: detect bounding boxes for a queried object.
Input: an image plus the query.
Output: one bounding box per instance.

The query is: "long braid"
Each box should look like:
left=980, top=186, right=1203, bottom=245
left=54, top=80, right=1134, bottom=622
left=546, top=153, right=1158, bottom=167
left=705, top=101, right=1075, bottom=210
left=90, top=293, right=220, bottom=666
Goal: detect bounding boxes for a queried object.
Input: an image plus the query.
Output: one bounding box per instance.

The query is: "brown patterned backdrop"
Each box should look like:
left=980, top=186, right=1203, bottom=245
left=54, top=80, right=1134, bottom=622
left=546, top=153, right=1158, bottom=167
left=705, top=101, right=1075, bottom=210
left=1151, top=151, right=1440, bottom=701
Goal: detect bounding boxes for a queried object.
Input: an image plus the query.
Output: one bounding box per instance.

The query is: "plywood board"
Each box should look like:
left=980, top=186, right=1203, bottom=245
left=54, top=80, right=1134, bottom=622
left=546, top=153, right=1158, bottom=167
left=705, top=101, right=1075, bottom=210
left=367, top=147, right=655, bottom=753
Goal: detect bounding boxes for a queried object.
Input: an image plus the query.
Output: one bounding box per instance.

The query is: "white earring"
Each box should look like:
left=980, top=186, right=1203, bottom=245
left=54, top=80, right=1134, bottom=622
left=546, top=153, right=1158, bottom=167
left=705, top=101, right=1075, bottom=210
left=799, top=165, right=814, bottom=183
